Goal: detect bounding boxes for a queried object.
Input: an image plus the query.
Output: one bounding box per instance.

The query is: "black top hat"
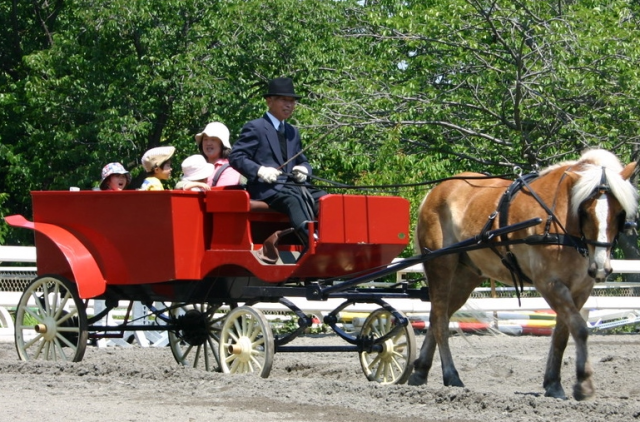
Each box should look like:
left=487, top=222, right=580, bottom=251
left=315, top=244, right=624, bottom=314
left=264, top=77, right=302, bottom=99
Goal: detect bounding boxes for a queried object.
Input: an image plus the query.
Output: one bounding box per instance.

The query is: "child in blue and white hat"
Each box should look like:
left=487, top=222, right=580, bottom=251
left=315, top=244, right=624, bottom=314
left=100, top=162, right=131, bottom=191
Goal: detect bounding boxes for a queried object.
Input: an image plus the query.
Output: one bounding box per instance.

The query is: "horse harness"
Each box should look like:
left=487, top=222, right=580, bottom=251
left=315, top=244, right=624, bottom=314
left=478, top=167, right=618, bottom=301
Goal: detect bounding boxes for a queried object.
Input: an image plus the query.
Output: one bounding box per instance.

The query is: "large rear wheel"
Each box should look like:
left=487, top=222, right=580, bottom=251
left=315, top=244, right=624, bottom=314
left=358, top=308, right=416, bottom=384
left=219, top=306, right=274, bottom=378
left=14, top=275, right=88, bottom=362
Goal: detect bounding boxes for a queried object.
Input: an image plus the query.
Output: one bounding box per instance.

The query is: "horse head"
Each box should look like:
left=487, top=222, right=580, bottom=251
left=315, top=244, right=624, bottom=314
left=567, top=151, right=638, bottom=280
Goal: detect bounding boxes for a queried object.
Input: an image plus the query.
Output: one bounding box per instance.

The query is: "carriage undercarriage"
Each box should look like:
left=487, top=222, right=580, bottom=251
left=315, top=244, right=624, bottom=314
left=14, top=272, right=427, bottom=384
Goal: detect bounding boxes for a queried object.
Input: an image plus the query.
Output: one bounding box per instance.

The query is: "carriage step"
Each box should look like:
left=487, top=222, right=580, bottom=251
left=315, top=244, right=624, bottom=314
left=252, top=250, right=300, bottom=265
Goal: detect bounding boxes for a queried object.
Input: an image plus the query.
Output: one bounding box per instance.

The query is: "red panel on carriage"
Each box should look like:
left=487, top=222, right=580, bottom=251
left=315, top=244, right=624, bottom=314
left=289, top=194, right=411, bottom=278
left=14, top=190, right=411, bottom=294
left=30, top=190, right=208, bottom=287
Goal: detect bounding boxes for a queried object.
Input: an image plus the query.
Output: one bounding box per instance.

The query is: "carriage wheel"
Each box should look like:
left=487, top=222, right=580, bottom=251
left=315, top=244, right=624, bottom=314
left=358, top=308, right=416, bottom=385
left=168, top=302, right=223, bottom=372
left=14, top=275, right=88, bottom=362
left=219, top=306, right=274, bottom=378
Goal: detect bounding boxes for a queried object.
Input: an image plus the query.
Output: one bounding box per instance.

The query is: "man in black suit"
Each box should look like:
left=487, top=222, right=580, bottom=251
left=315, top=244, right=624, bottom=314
left=229, top=77, right=327, bottom=262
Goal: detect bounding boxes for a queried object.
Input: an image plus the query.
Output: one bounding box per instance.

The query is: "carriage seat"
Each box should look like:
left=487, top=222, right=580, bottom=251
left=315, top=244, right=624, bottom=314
left=206, top=189, right=291, bottom=251
left=249, top=199, right=272, bottom=212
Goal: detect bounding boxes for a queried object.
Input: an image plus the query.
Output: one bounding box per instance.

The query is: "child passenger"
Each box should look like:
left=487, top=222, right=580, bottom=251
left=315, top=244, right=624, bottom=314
left=175, top=155, right=214, bottom=191
left=99, top=162, right=131, bottom=191
left=139, top=146, right=175, bottom=191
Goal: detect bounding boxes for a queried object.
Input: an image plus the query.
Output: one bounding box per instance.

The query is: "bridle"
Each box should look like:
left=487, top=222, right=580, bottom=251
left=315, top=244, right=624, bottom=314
left=577, top=167, right=619, bottom=249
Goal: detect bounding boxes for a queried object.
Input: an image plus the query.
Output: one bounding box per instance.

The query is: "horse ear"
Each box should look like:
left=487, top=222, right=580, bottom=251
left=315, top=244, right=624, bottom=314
left=620, top=162, right=637, bottom=181
left=564, top=170, right=580, bottom=182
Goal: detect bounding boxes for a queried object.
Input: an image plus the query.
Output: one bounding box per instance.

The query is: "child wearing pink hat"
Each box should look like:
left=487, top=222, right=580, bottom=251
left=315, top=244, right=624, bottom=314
left=175, top=155, right=215, bottom=191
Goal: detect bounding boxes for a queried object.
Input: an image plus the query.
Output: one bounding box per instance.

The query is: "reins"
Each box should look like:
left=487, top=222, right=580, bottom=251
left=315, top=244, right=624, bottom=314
left=282, top=172, right=518, bottom=191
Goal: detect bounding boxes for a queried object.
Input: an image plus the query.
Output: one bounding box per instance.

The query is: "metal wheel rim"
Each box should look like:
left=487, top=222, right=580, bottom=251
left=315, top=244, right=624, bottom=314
left=219, top=306, right=274, bottom=378
left=168, top=302, right=222, bottom=372
left=14, top=275, right=88, bottom=362
left=358, top=308, right=416, bottom=385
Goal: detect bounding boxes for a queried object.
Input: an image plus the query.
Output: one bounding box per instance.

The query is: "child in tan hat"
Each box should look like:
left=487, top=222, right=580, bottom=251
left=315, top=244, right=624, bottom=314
left=139, top=146, right=175, bottom=191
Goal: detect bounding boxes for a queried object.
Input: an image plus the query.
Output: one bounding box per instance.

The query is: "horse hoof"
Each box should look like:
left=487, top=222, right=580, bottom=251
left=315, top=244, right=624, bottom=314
left=573, top=381, right=595, bottom=401
left=444, top=379, right=465, bottom=388
left=544, top=385, right=567, bottom=400
left=407, top=373, right=426, bottom=386
left=443, top=374, right=465, bottom=388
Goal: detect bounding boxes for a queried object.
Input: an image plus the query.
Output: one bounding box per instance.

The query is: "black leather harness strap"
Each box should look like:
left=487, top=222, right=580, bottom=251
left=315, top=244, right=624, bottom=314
left=481, top=171, right=589, bottom=304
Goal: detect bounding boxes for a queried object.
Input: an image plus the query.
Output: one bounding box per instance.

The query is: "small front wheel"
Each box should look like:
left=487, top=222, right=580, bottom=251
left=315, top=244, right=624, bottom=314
left=358, top=308, right=416, bottom=385
left=219, top=306, right=274, bottom=378
left=14, top=275, right=88, bottom=362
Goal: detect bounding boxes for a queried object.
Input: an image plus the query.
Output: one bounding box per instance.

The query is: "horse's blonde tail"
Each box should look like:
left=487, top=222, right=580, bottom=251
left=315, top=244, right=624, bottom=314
left=414, top=191, right=431, bottom=255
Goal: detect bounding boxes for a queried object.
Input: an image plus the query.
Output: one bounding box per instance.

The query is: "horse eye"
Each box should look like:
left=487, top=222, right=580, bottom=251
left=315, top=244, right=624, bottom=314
left=579, top=208, right=589, bottom=220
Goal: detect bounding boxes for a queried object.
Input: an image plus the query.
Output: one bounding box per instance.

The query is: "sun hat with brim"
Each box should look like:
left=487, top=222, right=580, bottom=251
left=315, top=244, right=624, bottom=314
left=194, top=122, right=231, bottom=149
left=263, top=77, right=302, bottom=99
left=181, top=154, right=215, bottom=181
left=100, top=162, right=131, bottom=190
left=141, top=146, right=175, bottom=172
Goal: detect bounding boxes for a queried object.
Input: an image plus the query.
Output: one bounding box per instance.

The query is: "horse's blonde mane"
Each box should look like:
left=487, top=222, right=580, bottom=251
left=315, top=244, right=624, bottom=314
left=569, top=149, right=638, bottom=217
left=538, top=159, right=578, bottom=176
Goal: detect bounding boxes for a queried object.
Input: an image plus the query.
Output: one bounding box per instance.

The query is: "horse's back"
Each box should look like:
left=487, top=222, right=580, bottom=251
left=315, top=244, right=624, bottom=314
left=416, top=172, right=510, bottom=250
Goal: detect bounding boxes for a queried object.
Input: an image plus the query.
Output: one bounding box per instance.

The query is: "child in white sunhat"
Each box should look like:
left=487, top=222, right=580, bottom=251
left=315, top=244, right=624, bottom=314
left=139, top=146, right=175, bottom=191
left=175, top=155, right=215, bottom=191
left=99, top=162, right=131, bottom=191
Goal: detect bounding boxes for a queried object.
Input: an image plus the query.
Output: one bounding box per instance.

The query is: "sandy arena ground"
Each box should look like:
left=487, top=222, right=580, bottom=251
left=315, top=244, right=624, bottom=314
left=1, top=332, right=639, bottom=421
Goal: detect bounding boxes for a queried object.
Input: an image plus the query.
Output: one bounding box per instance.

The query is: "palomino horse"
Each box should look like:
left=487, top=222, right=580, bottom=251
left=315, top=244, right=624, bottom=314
left=409, top=149, right=638, bottom=400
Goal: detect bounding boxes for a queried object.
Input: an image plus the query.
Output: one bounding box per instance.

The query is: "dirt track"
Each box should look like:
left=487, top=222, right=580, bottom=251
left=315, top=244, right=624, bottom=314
left=1, top=333, right=640, bottom=421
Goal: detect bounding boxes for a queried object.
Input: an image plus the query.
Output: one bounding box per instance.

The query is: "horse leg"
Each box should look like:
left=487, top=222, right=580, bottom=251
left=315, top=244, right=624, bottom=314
left=541, top=283, right=594, bottom=400
left=571, top=312, right=594, bottom=401
left=570, top=289, right=595, bottom=401
left=408, top=255, right=454, bottom=386
left=543, top=318, right=569, bottom=399
left=408, top=324, right=437, bottom=385
left=410, top=259, right=481, bottom=388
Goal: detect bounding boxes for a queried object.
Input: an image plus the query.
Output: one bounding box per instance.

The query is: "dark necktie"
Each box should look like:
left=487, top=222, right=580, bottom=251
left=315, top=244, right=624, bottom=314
left=277, top=121, right=287, bottom=159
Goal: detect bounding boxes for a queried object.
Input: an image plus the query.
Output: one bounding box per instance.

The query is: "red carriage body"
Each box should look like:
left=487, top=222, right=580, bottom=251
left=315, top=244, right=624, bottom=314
left=6, top=188, right=410, bottom=299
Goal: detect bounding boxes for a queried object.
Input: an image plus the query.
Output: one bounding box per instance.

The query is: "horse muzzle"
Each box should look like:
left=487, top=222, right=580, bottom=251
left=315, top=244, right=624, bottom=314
left=588, top=261, right=612, bottom=281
